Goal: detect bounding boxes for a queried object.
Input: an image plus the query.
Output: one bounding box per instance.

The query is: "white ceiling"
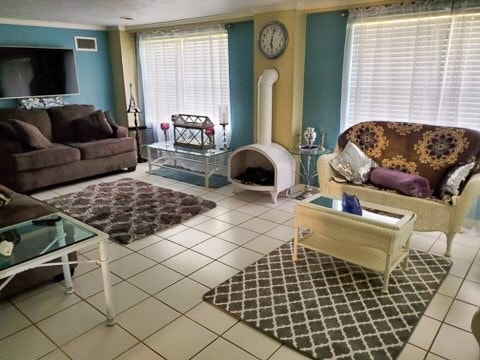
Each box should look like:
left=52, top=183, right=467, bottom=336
left=0, top=0, right=376, bottom=29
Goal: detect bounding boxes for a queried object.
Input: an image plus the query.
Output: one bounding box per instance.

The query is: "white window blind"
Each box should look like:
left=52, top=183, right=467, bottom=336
left=341, top=10, right=480, bottom=132
left=138, top=26, right=230, bottom=140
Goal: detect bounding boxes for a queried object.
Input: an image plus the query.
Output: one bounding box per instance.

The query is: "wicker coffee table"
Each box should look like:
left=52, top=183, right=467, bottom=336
left=293, top=194, right=416, bottom=293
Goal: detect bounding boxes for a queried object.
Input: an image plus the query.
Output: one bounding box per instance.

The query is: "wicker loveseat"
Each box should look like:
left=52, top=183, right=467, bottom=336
left=318, top=121, right=480, bottom=256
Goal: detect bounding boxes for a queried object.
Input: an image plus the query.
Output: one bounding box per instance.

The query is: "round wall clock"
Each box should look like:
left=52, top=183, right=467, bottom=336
left=258, top=21, right=288, bottom=59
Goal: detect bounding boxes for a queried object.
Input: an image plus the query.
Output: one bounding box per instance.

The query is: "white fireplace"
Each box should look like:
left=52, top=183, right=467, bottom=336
left=228, top=68, right=295, bottom=203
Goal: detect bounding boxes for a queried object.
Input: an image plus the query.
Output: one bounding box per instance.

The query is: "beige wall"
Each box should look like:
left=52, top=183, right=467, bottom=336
left=108, top=27, right=137, bottom=128
left=253, top=10, right=306, bottom=149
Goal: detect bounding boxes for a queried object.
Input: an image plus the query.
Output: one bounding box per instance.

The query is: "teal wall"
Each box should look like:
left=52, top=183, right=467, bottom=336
left=228, top=21, right=254, bottom=148
left=0, top=24, right=115, bottom=115
left=302, top=11, right=347, bottom=151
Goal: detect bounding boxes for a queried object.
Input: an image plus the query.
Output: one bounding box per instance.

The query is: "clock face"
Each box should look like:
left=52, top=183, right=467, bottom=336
left=259, top=21, right=288, bottom=59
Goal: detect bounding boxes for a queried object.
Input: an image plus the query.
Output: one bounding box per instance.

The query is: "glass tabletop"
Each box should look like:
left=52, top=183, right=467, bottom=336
left=0, top=213, right=96, bottom=271
left=308, top=196, right=403, bottom=225
left=290, top=146, right=331, bottom=156
left=146, top=142, right=230, bottom=157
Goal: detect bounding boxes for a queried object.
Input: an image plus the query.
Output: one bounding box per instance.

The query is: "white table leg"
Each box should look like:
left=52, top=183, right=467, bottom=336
left=98, top=240, right=116, bottom=326
left=382, top=253, right=392, bottom=293
left=204, top=157, right=209, bottom=188
left=55, top=221, right=74, bottom=294
left=147, top=147, right=152, bottom=172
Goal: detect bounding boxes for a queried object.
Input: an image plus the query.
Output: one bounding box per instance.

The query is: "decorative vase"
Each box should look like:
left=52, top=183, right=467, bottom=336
left=304, top=127, right=317, bottom=148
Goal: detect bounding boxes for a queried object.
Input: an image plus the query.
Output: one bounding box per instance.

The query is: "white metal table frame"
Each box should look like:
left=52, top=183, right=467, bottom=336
left=146, top=141, right=230, bottom=188
left=0, top=213, right=116, bottom=326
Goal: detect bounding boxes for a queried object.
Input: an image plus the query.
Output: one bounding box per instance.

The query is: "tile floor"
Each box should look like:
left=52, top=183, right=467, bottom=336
left=1, top=163, right=480, bottom=360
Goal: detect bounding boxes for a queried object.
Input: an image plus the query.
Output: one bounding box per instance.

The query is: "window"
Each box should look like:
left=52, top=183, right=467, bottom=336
left=341, top=8, right=480, bottom=132
left=138, top=25, right=230, bottom=140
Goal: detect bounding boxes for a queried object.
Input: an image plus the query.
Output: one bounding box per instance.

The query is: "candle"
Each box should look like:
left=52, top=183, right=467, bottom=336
left=219, top=104, right=229, bottom=125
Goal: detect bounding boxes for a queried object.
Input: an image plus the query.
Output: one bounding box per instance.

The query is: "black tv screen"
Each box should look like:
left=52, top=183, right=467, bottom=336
left=0, top=46, right=79, bottom=99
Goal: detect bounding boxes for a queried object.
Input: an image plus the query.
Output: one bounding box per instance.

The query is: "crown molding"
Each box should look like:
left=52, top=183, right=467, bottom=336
left=0, top=17, right=107, bottom=31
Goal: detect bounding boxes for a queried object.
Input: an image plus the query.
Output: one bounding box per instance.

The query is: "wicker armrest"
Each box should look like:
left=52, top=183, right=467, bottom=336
left=317, top=152, right=339, bottom=192
left=451, top=173, right=480, bottom=231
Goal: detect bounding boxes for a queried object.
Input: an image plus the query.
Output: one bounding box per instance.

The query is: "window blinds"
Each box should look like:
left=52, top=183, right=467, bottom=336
left=138, top=26, right=230, bottom=139
left=342, top=11, right=480, bottom=132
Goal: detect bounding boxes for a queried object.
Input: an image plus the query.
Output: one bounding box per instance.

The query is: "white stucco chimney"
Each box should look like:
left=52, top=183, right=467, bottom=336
left=257, top=68, right=279, bottom=145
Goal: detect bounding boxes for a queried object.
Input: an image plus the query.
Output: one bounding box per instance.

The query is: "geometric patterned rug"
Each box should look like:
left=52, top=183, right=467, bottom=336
left=204, top=242, right=452, bottom=360
left=45, top=178, right=216, bottom=244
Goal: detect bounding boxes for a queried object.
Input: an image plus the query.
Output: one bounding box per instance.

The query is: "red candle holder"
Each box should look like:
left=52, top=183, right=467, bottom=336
left=160, top=122, right=170, bottom=146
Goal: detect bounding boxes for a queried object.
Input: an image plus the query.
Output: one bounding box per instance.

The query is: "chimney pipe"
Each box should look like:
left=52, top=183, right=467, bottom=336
left=257, top=68, right=279, bottom=145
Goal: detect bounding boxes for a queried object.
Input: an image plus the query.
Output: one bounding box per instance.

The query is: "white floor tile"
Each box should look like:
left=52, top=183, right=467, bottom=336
left=0, top=326, right=56, bottom=360
left=202, top=205, right=231, bottom=217
left=268, top=345, right=312, bottom=360
left=218, top=247, right=264, bottom=270
left=144, top=316, right=216, bottom=360
left=192, top=337, right=257, bottom=360
left=409, top=316, right=442, bottom=350
left=87, top=281, right=149, bottom=315
left=217, top=227, right=260, bottom=245
left=243, top=234, right=284, bottom=255
left=425, top=293, right=454, bottom=320
left=155, top=278, right=209, bottom=313
left=110, top=252, right=156, bottom=279
left=216, top=197, right=249, bottom=210
left=457, top=279, right=480, bottom=306
left=128, top=264, right=183, bottom=295
left=444, top=299, right=478, bottom=331
left=430, top=324, right=480, bottom=360
left=62, top=322, right=137, bottom=360
left=449, top=257, right=473, bottom=279
left=182, top=214, right=210, bottom=227
left=70, top=268, right=122, bottom=299
left=258, top=209, right=293, bottom=224
left=162, top=249, right=212, bottom=276
left=156, top=223, right=189, bottom=238
left=186, top=302, right=237, bottom=335
left=264, top=224, right=295, bottom=242
left=138, top=239, right=186, bottom=263
left=115, top=343, right=165, bottom=360
left=239, top=217, right=278, bottom=234
left=223, top=321, right=282, bottom=359
left=124, top=233, right=163, bottom=251
left=191, top=237, right=238, bottom=259
left=466, top=263, right=480, bottom=283
left=167, top=228, right=212, bottom=248
left=14, top=284, right=82, bottom=322
left=83, top=241, right=133, bottom=262
left=216, top=210, right=253, bottom=225
left=116, top=297, right=180, bottom=340
left=236, top=203, right=271, bottom=217
left=39, top=349, right=71, bottom=360
left=0, top=305, right=31, bottom=340
left=190, top=261, right=239, bottom=288
left=194, top=219, right=234, bottom=236
left=397, top=343, right=426, bottom=360
left=36, top=301, right=105, bottom=345
left=438, top=275, right=463, bottom=297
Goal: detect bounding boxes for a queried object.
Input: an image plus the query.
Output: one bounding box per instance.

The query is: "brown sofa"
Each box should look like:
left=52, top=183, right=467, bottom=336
left=0, top=184, right=77, bottom=298
left=0, top=104, right=137, bottom=193
left=318, top=121, right=480, bottom=256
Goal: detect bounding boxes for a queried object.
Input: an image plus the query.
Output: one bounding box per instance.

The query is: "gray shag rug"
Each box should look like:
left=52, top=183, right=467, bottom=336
left=204, top=242, right=451, bottom=360
left=46, top=178, right=216, bottom=244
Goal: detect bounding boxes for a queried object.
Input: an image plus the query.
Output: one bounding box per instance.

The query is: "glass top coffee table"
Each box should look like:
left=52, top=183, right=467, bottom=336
left=145, top=142, right=231, bottom=188
left=294, top=193, right=417, bottom=293
left=0, top=212, right=116, bottom=325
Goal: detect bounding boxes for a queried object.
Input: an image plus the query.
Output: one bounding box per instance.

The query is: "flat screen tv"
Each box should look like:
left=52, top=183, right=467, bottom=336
left=0, top=46, right=79, bottom=99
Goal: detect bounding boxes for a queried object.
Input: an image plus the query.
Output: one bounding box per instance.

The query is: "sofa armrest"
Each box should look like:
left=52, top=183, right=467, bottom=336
left=0, top=139, right=23, bottom=169
left=451, top=173, right=480, bottom=231
left=317, top=152, right=339, bottom=192
left=115, top=126, right=128, bottom=138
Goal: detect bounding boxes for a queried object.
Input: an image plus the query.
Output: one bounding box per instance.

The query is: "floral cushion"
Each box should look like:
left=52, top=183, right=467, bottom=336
left=337, top=121, right=480, bottom=194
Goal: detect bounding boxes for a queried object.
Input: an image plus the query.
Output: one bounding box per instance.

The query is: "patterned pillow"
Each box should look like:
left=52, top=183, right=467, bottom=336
left=436, top=162, right=476, bottom=198
left=330, top=141, right=377, bottom=184
left=0, top=192, right=11, bottom=207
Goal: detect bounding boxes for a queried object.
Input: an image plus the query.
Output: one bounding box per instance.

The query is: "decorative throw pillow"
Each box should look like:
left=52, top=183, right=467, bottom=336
left=436, top=162, right=476, bottom=198
left=370, top=167, right=430, bottom=198
left=0, top=121, right=20, bottom=141
left=6, top=119, right=52, bottom=149
left=104, top=111, right=119, bottom=137
left=0, top=192, right=11, bottom=207
left=73, top=110, right=114, bottom=142
left=330, top=141, right=377, bottom=184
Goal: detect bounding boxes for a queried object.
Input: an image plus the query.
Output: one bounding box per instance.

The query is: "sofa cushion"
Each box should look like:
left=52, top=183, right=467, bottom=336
left=338, top=121, right=480, bottom=191
left=0, top=109, right=52, bottom=140
left=436, top=162, right=476, bottom=198
left=330, top=141, right=377, bottom=184
left=370, top=167, right=430, bottom=198
left=47, top=104, right=95, bottom=142
left=66, top=137, right=135, bottom=160
left=104, top=111, right=119, bottom=137
left=12, top=143, right=81, bottom=172
left=7, top=119, right=52, bottom=150
left=0, top=121, right=21, bottom=141
left=72, top=110, right=113, bottom=142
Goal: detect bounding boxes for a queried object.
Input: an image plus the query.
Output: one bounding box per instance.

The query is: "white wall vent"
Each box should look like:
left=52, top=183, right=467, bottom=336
left=74, top=36, right=97, bottom=52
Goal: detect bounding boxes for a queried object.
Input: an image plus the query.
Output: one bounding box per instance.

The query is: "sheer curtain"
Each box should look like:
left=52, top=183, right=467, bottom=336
left=137, top=25, right=230, bottom=144
left=341, top=1, right=480, bottom=132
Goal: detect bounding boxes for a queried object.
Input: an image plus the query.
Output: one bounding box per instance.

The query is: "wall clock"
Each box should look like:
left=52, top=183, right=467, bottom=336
left=258, top=21, right=288, bottom=59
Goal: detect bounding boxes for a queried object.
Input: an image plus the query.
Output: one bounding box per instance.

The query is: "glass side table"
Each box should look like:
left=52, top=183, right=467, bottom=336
left=290, top=146, right=331, bottom=200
